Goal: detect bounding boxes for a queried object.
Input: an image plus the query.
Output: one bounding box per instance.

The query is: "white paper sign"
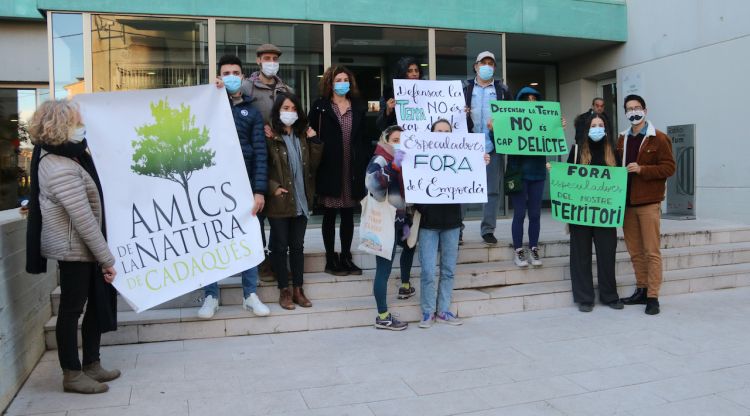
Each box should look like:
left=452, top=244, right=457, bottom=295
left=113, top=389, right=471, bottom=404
left=393, top=79, right=468, bottom=133
left=74, top=85, right=264, bottom=312
left=401, top=132, right=487, bottom=204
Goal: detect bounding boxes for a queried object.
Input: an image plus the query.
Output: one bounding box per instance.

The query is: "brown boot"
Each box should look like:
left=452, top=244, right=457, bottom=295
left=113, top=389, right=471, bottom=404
left=279, top=287, right=295, bottom=310
left=259, top=257, right=275, bottom=282
left=62, top=370, right=108, bottom=394
left=83, top=361, right=121, bottom=382
left=292, top=286, right=312, bottom=308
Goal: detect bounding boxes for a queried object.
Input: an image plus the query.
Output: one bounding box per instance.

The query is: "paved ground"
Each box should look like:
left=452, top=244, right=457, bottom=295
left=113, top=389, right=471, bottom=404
left=7, top=286, right=750, bottom=416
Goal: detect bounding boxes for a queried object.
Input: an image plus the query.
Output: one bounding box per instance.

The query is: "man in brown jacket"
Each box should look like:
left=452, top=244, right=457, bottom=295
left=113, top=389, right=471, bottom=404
left=616, top=94, right=676, bottom=315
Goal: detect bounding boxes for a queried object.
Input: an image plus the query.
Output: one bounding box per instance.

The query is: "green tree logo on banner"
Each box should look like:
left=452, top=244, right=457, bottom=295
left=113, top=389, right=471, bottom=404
left=131, top=99, right=215, bottom=221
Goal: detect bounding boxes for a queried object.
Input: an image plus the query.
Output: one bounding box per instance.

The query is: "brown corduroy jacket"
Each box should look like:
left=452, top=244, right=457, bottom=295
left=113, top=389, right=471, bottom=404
left=616, top=121, right=676, bottom=205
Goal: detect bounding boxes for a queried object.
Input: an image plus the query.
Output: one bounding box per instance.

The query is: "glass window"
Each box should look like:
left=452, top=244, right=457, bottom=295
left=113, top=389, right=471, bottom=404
left=506, top=62, right=558, bottom=101
left=215, top=21, right=323, bottom=110
left=436, top=31, right=503, bottom=83
left=0, top=88, right=46, bottom=210
left=52, top=13, right=84, bottom=98
left=91, top=15, right=209, bottom=92
left=331, top=25, right=428, bottom=141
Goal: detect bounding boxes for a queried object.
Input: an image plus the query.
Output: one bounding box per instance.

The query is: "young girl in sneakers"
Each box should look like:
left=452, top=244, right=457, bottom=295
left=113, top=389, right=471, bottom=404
left=365, top=125, right=416, bottom=330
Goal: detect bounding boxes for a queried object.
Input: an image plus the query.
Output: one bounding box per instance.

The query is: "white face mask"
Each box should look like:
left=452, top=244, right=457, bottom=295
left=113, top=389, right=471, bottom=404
left=261, top=62, right=279, bottom=77
left=279, top=111, right=298, bottom=127
left=70, top=126, right=86, bottom=143
left=626, top=110, right=645, bottom=125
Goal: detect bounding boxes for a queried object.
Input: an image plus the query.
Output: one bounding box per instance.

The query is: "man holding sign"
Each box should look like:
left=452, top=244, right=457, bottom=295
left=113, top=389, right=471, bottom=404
left=550, top=113, right=625, bottom=312
left=492, top=87, right=567, bottom=268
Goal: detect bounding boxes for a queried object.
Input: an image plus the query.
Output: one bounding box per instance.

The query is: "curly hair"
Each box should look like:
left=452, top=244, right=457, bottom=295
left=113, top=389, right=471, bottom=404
left=28, top=100, right=80, bottom=146
left=319, top=66, right=359, bottom=100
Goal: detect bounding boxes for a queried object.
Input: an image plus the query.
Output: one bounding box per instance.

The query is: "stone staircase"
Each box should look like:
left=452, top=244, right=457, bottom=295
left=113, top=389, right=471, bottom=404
left=43, top=219, right=750, bottom=348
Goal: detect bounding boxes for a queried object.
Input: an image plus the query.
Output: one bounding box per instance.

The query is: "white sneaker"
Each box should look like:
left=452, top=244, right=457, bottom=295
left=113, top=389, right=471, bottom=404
left=243, top=293, right=270, bottom=316
left=197, top=295, right=219, bottom=319
left=530, top=247, right=543, bottom=267
left=514, top=248, right=529, bottom=267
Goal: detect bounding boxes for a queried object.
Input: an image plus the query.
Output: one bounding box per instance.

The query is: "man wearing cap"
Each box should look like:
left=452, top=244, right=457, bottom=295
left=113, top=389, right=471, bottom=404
left=463, top=51, right=511, bottom=246
left=240, top=43, right=294, bottom=281
left=240, top=43, right=294, bottom=124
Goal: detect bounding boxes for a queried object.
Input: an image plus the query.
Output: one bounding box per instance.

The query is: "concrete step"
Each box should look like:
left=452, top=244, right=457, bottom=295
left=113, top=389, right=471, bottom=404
left=49, top=240, right=750, bottom=314
left=44, top=262, right=750, bottom=348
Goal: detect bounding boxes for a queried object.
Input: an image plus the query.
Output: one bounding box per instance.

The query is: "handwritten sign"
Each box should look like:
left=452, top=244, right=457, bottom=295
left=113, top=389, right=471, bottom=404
left=401, top=132, right=487, bottom=204
left=394, top=79, right=468, bottom=133
left=491, top=101, right=567, bottom=155
left=549, top=162, right=627, bottom=227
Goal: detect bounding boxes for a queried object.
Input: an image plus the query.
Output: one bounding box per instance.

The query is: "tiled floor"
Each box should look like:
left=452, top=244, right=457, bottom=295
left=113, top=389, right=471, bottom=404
left=7, top=286, right=750, bottom=416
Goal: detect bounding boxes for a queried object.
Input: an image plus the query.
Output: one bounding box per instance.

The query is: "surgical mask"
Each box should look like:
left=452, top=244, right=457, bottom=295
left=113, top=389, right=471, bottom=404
left=588, top=127, right=606, bottom=142
left=222, top=75, right=242, bottom=94
left=478, top=65, right=494, bottom=81
left=391, top=143, right=401, bottom=152
left=261, top=62, right=279, bottom=77
left=70, top=125, right=86, bottom=143
left=333, top=82, right=350, bottom=96
left=279, top=111, right=298, bottom=127
left=626, top=110, right=645, bottom=125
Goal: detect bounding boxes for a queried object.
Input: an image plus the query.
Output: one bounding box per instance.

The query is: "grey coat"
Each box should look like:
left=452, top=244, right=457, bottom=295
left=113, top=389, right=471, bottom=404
left=38, top=150, right=115, bottom=267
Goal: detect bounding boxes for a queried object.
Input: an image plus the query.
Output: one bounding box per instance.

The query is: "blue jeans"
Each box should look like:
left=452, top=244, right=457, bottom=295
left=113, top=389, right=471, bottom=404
left=510, top=179, right=545, bottom=249
left=481, top=152, right=504, bottom=236
left=373, top=225, right=416, bottom=314
left=418, top=227, right=460, bottom=315
left=204, top=266, right=258, bottom=299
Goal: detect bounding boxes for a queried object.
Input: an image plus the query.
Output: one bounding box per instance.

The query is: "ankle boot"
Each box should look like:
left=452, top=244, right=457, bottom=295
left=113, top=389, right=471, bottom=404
left=83, top=361, right=121, bottom=382
left=279, top=287, right=295, bottom=310
left=621, top=288, right=647, bottom=305
left=62, top=370, right=108, bottom=394
left=292, top=286, right=312, bottom=307
left=340, top=252, right=362, bottom=275
left=645, top=297, right=660, bottom=315
left=324, top=252, right=348, bottom=276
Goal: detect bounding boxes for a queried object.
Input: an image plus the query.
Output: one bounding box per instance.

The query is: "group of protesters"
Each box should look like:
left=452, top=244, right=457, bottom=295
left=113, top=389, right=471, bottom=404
left=25, top=42, right=674, bottom=394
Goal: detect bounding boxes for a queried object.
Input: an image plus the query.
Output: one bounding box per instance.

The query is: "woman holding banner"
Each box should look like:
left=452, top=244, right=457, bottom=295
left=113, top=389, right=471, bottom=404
left=309, top=66, right=369, bottom=276
left=364, top=125, right=415, bottom=330
left=414, top=119, right=464, bottom=328
left=566, top=113, right=623, bottom=312
left=376, top=56, right=423, bottom=131
left=266, top=93, right=323, bottom=309
left=26, top=100, right=120, bottom=394
left=506, top=86, right=548, bottom=268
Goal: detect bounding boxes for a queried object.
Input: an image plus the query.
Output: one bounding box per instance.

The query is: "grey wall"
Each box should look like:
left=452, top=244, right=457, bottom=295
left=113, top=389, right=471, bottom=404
left=0, top=212, right=57, bottom=412
left=0, top=21, right=48, bottom=83
left=558, top=0, right=750, bottom=223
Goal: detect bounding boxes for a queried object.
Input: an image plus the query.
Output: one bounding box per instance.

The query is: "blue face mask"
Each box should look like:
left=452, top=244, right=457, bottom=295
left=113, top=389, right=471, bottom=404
left=222, top=75, right=242, bottom=94
left=478, top=65, right=494, bottom=81
left=334, top=82, right=350, bottom=96
left=391, top=143, right=401, bottom=152
left=588, top=127, right=606, bottom=142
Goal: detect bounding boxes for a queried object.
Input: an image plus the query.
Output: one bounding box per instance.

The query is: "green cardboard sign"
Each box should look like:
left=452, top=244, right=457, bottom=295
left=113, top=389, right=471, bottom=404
left=549, top=162, right=628, bottom=227
left=491, top=101, right=568, bottom=155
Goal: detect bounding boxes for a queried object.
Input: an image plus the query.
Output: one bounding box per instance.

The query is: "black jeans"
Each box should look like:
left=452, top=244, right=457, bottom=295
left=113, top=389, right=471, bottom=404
left=269, top=215, right=308, bottom=289
left=322, top=207, right=354, bottom=256
left=56, top=261, right=101, bottom=371
left=569, top=224, right=619, bottom=304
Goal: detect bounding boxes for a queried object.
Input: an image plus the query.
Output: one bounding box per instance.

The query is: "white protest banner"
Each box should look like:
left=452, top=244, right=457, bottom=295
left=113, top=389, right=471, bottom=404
left=74, top=85, right=264, bottom=313
left=401, top=132, right=487, bottom=204
left=393, top=79, right=468, bottom=133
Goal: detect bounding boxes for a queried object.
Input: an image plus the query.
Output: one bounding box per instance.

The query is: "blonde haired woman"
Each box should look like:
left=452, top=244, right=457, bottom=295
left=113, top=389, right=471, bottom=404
left=26, top=100, right=120, bottom=394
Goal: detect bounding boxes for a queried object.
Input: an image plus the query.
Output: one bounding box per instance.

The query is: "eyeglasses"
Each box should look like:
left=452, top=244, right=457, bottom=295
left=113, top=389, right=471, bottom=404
left=625, top=106, right=644, bottom=112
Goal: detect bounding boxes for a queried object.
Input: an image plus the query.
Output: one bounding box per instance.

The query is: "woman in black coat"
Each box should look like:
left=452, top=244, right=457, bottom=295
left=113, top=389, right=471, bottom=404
left=308, top=66, right=369, bottom=276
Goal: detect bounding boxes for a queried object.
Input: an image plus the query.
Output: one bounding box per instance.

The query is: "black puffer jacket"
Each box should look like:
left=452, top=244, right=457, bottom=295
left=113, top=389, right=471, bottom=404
left=308, top=97, right=369, bottom=200
left=231, top=94, right=268, bottom=194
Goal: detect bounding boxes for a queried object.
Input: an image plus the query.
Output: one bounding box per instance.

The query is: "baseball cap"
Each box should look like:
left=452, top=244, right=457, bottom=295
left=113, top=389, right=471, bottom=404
left=475, top=51, right=496, bottom=63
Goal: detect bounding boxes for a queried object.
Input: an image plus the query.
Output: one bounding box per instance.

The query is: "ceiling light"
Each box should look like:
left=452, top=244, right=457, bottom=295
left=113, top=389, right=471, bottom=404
left=420, top=63, right=428, bottom=67
left=530, top=82, right=539, bottom=86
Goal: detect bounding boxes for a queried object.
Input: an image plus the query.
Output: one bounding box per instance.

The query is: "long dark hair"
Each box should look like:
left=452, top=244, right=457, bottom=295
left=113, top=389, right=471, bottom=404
left=270, top=93, right=308, bottom=138
left=579, top=113, right=616, bottom=167
left=394, top=56, right=423, bottom=80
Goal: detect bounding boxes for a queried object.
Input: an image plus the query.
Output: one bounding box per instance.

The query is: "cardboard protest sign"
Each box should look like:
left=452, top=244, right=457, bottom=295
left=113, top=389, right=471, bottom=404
left=491, top=101, right=568, bottom=155
left=74, top=85, right=264, bottom=312
left=401, top=131, right=487, bottom=204
left=549, top=162, right=628, bottom=227
left=393, top=79, right=467, bottom=133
